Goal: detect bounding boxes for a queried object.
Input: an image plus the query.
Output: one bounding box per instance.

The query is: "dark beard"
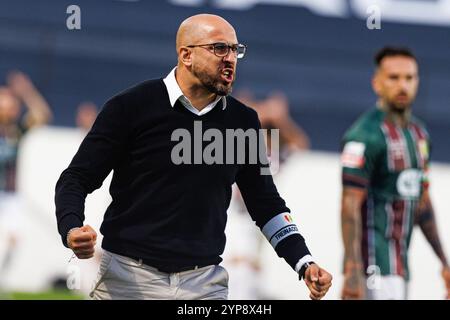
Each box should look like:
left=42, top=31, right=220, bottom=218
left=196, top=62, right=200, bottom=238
left=388, top=101, right=410, bottom=114
left=192, top=66, right=233, bottom=96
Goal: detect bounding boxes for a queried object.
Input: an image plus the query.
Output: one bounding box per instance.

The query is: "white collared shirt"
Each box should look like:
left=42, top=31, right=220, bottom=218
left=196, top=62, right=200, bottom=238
left=163, top=67, right=226, bottom=116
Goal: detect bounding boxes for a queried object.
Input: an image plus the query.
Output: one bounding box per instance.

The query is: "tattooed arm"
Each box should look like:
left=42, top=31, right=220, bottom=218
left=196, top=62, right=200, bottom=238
left=415, top=189, right=450, bottom=298
left=341, top=186, right=367, bottom=300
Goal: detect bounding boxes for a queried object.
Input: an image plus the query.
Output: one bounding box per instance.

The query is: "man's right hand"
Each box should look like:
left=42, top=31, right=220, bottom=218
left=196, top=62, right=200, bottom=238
left=67, top=225, right=97, bottom=259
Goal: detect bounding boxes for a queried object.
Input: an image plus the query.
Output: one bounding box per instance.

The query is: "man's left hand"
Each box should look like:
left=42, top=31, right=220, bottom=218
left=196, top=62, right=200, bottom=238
left=304, top=264, right=333, bottom=300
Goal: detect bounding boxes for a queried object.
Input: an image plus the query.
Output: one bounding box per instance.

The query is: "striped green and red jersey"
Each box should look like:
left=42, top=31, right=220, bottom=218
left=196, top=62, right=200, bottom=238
left=341, top=108, right=430, bottom=280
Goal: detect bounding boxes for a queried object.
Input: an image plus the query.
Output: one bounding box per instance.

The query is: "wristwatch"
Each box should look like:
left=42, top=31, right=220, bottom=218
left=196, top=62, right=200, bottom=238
left=299, top=261, right=315, bottom=280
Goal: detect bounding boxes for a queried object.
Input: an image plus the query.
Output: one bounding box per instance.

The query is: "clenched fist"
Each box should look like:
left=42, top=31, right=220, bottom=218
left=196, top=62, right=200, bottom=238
left=304, top=264, right=333, bottom=300
left=67, top=225, right=97, bottom=259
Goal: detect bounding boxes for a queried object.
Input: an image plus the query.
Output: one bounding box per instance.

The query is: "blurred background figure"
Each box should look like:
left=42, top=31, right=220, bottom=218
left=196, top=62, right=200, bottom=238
left=340, top=47, right=450, bottom=300
left=0, top=71, right=52, bottom=289
left=75, top=102, right=98, bottom=132
left=238, top=90, right=309, bottom=158
left=222, top=89, right=310, bottom=299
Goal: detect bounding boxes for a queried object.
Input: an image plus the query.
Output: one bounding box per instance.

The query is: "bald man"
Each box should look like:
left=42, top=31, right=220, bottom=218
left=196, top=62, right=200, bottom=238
left=55, top=14, right=332, bottom=300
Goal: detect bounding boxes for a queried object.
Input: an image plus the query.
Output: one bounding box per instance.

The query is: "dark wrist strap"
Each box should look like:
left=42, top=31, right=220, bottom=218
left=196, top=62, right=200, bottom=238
left=299, top=261, right=315, bottom=280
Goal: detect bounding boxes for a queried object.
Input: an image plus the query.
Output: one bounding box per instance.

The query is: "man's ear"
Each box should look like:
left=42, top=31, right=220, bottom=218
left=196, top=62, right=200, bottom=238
left=179, top=47, right=192, bottom=67
left=372, top=72, right=381, bottom=96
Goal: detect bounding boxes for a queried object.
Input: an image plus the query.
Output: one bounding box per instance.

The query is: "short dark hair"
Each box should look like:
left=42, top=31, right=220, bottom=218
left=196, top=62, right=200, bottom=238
left=374, top=46, right=417, bottom=67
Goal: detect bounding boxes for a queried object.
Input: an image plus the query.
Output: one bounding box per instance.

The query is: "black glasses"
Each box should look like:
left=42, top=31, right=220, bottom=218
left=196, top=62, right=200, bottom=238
left=186, top=42, right=247, bottom=59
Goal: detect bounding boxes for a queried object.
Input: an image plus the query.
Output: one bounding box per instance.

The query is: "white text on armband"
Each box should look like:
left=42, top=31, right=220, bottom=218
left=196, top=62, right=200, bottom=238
left=262, top=213, right=301, bottom=248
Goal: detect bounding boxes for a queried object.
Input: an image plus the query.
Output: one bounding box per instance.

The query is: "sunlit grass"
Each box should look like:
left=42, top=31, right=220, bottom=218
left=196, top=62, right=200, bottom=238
left=1, top=290, right=85, bottom=300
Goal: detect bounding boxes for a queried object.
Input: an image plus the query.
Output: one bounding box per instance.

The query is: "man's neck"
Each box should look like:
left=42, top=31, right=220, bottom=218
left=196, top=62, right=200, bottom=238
left=175, top=67, right=217, bottom=111
left=377, top=100, right=411, bottom=128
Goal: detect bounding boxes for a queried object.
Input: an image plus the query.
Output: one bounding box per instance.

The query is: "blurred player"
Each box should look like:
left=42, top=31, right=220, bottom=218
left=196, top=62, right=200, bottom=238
left=0, top=71, right=52, bottom=284
left=238, top=90, right=310, bottom=155
left=340, top=46, right=450, bottom=300
left=75, top=101, right=98, bottom=131
left=223, top=90, right=310, bottom=299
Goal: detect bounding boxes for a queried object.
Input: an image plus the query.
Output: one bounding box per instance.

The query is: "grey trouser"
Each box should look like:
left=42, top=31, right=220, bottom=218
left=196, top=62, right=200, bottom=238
left=90, top=250, right=229, bottom=300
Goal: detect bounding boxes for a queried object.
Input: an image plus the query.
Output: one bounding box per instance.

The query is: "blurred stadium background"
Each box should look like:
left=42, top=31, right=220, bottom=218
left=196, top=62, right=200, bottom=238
left=0, top=0, right=449, bottom=300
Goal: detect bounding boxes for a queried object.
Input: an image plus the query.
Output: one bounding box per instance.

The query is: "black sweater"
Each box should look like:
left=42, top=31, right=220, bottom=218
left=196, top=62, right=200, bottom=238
left=55, top=79, right=311, bottom=270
